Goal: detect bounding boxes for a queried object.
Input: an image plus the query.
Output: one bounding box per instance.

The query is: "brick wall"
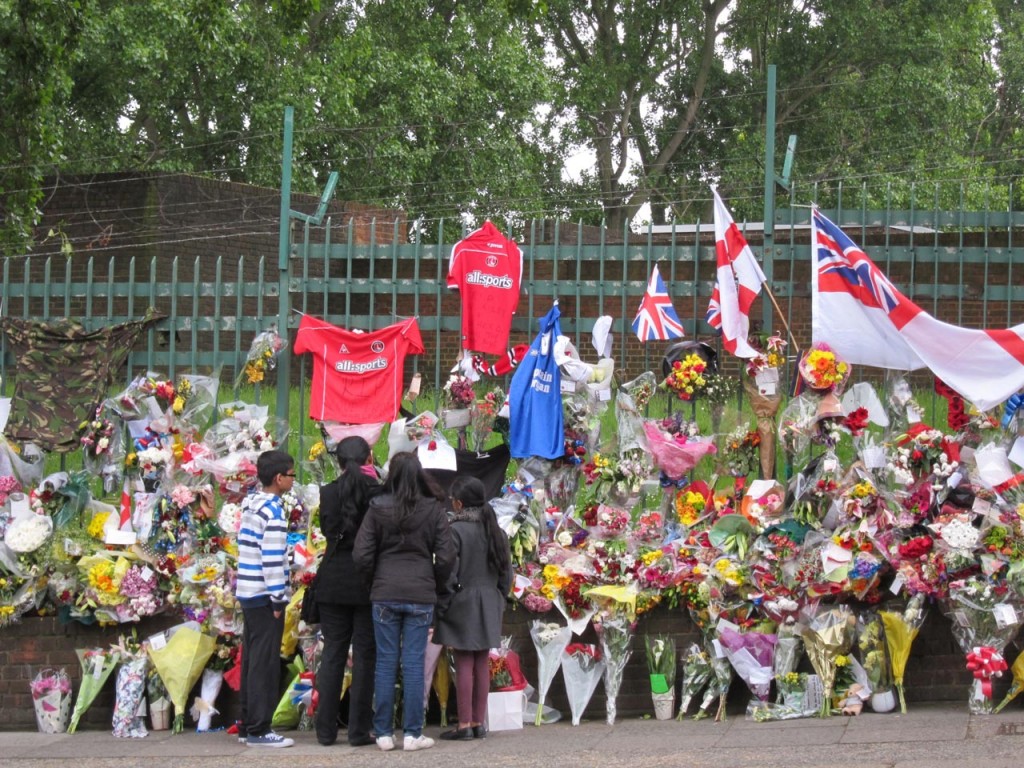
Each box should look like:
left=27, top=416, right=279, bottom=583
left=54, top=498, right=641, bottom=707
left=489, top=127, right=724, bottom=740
left=0, top=603, right=1001, bottom=732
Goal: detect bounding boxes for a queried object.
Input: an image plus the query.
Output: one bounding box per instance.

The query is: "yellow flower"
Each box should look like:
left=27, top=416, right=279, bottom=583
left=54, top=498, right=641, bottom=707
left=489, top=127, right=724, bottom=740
left=173, top=394, right=186, bottom=414
left=0, top=606, right=13, bottom=617
left=308, top=441, right=326, bottom=461
left=87, top=511, right=111, bottom=540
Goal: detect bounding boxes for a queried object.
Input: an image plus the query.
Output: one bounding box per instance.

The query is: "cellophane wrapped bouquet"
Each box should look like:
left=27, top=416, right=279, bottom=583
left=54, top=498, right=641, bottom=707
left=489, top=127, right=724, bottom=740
left=529, top=620, right=572, bottom=726
left=941, top=576, right=1023, bottom=713
left=560, top=643, right=604, bottom=726
left=30, top=668, right=71, bottom=733
left=596, top=614, right=633, bottom=725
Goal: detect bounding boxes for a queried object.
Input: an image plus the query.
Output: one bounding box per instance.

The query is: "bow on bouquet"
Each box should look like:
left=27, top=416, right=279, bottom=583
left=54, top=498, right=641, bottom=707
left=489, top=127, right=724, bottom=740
left=966, top=646, right=1008, bottom=700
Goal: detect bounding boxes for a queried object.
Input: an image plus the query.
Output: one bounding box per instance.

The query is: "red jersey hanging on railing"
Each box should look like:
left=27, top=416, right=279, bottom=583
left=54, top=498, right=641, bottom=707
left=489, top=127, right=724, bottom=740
left=447, top=220, right=523, bottom=355
left=293, top=314, right=423, bottom=424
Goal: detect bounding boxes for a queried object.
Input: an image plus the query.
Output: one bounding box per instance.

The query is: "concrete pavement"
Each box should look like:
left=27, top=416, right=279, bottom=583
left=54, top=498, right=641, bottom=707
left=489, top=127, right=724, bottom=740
left=2, top=703, right=1024, bottom=768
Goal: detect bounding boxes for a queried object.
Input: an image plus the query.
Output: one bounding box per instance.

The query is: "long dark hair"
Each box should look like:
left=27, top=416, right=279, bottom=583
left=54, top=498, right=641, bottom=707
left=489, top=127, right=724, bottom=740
left=449, top=476, right=511, bottom=577
left=334, top=436, right=374, bottom=540
left=385, top=451, right=445, bottom=532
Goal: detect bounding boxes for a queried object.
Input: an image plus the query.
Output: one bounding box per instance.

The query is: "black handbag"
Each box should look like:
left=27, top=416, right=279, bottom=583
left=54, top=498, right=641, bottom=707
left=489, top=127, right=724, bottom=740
left=300, top=537, right=339, bottom=625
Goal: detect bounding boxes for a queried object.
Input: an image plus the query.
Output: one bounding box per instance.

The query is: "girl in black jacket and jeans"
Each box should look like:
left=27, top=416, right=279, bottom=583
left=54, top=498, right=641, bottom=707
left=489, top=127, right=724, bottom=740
left=353, top=451, right=456, bottom=752
left=314, top=437, right=383, bottom=747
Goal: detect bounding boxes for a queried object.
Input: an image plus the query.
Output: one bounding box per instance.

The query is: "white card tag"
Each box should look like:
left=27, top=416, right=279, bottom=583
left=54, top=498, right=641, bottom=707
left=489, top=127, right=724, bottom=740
left=889, top=573, right=905, bottom=595
left=148, top=632, right=168, bottom=651
left=755, top=368, right=779, bottom=397
left=994, top=603, right=1019, bottom=628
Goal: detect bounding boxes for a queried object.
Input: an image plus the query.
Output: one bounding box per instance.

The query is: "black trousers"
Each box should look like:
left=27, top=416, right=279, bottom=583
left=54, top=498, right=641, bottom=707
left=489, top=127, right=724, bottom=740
left=315, top=602, right=376, bottom=744
left=240, top=603, right=285, bottom=737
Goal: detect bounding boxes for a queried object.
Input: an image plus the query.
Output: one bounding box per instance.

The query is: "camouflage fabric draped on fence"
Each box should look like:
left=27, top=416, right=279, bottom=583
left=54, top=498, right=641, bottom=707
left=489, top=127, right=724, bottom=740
left=0, top=310, right=164, bottom=451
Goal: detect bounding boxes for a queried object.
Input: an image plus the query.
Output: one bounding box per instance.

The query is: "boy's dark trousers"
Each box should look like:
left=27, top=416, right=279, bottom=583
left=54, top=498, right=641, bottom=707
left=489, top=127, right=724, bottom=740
left=239, top=603, right=285, bottom=737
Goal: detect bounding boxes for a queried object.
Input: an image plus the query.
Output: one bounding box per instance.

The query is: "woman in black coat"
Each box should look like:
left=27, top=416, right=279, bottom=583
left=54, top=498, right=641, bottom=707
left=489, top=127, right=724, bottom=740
left=433, top=476, right=513, bottom=740
left=314, top=436, right=383, bottom=747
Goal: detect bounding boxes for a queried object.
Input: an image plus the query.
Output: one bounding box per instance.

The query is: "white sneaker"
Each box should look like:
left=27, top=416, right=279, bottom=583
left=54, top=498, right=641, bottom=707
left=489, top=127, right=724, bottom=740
left=377, top=735, right=395, bottom=752
left=404, top=734, right=435, bottom=751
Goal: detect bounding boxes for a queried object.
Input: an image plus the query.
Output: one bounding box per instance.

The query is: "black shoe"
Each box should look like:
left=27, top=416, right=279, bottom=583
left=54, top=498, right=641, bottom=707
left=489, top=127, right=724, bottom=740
left=472, top=725, right=487, bottom=739
left=318, top=739, right=336, bottom=747
left=348, top=735, right=377, bottom=747
left=440, top=727, right=475, bottom=741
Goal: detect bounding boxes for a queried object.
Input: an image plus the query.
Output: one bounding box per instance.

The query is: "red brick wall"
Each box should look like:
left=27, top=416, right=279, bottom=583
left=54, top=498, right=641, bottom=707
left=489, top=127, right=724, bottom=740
left=0, top=603, right=996, bottom=731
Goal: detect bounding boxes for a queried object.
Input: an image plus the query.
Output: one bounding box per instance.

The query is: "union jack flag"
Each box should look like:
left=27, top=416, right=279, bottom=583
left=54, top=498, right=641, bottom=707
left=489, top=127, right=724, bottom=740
left=813, top=209, right=902, bottom=315
left=632, top=265, right=685, bottom=342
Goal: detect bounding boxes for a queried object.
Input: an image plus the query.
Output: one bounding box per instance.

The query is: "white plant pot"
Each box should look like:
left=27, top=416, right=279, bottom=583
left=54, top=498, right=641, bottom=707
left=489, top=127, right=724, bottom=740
left=870, top=689, right=897, bottom=713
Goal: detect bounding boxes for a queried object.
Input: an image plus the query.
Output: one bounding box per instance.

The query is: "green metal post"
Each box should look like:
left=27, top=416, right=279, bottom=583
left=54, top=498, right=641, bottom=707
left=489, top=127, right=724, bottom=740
left=762, top=65, right=777, bottom=334
left=276, top=107, right=294, bottom=420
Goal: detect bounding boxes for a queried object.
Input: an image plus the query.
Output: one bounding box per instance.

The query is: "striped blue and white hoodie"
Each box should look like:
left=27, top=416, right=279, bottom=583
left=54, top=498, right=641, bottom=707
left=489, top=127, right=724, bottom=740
left=235, top=490, right=291, bottom=607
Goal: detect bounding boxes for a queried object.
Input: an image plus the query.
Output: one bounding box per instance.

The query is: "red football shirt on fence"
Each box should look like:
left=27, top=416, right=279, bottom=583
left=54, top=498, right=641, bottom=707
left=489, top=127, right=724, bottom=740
left=447, top=220, right=523, bottom=355
left=293, top=314, right=423, bottom=424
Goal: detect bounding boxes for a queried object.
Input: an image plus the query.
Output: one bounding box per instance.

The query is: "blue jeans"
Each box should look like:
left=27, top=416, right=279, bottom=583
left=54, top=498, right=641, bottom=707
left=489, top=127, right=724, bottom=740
left=371, top=601, right=434, bottom=738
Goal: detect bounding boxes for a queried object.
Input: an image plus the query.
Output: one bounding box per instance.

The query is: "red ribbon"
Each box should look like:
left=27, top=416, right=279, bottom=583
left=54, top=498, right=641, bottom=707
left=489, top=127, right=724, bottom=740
left=965, top=646, right=1007, bottom=699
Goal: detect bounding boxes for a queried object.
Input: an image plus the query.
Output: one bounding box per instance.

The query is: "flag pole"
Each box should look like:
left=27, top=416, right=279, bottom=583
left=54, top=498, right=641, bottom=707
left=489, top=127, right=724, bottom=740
left=762, top=280, right=800, bottom=352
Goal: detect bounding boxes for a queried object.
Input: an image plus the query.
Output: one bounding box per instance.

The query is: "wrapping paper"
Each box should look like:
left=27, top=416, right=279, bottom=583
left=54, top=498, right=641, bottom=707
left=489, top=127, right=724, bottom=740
left=597, top=617, right=633, bottom=725
left=30, top=669, right=71, bottom=734
left=677, top=644, right=712, bottom=719
left=560, top=645, right=604, bottom=726
left=718, top=626, right=778, bottom=701
left=112, top=656, right=149, bottom=739
left=800, top=605, right=855, bottom=717
left=743, top=376, right=783, bottom=480
left=68, top=649, right=118, bottom=733
left=879, top=595, right=926, bottom=714
left=146, top=624, right=216, bottom=733
left=529, top=621, right=572, bottom=726
left=189, top=668, right=224, bottom=732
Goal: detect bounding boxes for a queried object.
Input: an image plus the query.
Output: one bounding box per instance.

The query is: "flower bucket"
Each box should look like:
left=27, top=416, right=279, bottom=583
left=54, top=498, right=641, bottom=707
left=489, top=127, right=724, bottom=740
left=870, top=689, right=897, bottom=713
left=33, top=691, right=71, bottom=733
left=149, top=697, right=171, bottom=730
left=652, top=691, right=675, bottom=721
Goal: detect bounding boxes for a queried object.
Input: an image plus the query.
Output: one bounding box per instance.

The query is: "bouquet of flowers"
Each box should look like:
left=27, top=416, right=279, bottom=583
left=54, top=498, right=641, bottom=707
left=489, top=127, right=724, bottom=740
left=529, top=620, right=572, bottom=726
left=879, top=594, right=927, bottom=713
left=800, top=604, right=856, bottom=717
left=68, top=647, right=119, bottom=733
left=110, top=634, right=149, bottom=739
left=722, top=425, right=761, bottom=478
left=596, top=614, right=633, bottom=725
left=645, top=634, right=677, bottom=719
left=30, top=668, right=71, bottom=733
left=147, top=668, right=171, bottom=730
left=560, top=643, right=604, bottom=726
left=994, top=648, right=1024, bottom=713
left=468, top=387, right=505, bottom=453
left=743, top=333, right=787, bottom=479
left=78, top=405, right=119, bottom=469
left=238, top=327, right=287, bottom=385
left=190, top=635, right=237, bottom=732
left=798, top=342, right=850, bottom=393
left=616, top=372, right=656, bottom=455
left=718, top=623, right=778, bottom=703
left=857, top=610, right=895, bottom=712
left=146, top=623, right=216, bottom=732
left=641, top=420, right=716, bottom=482
left=941, top=577, right=1023, bottom=713
left=664, top=353, right=709, bottom=401
left=676, top=643, right=713, bottom=719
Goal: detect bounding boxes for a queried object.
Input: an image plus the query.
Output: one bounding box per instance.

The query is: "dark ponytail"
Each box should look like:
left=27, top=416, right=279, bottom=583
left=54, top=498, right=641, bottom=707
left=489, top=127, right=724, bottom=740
left=385, top=451, right=445, bottom=532
left=334, top=436, right=372, bottom=539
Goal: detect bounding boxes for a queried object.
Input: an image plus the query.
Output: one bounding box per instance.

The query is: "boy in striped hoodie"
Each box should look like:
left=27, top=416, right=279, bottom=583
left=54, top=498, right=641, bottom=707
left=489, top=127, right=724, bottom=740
left=235, top=449, right=295, bottom=748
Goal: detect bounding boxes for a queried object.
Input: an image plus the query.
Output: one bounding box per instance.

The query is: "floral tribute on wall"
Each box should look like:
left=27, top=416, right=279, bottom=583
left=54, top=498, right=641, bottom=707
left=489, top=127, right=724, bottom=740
left=7, top=322, right=1024, bottom=733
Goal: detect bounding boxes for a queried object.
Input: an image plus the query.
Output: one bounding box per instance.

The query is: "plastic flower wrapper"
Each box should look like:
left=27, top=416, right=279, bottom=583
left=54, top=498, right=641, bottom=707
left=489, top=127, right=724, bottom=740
left=718, top=622, right=778, bottom=703
left=641, top=420, right=716, bottom=481
left=800, top=604, right=856, bottom=717
left=771, top=616, right=806, bottom=700
left=879, top=593, right=927, bottom=713
left=560, top=643, right=604, bottom=726
left=493, top=494, right=539, bottom=568
left=77, top=404, right=124, bottom=481
left=777, top=394, right=820, bottom=471
left=146, top=667, right=170, bottom=730
left=856, top=610, right=893, bottom=706
left=697, top=645, right=734, bottom=721
left=596, top=613, right=633, bottom=725
left=272, top=654, right=306, bottom=729
left=616, top=371, right=656, bottom=456
left=529, top=620, right=572, bottom=726
left=30, top=668, right=71, bottom=734
left=940, top=576, right=1023, bottom=713
left=67, top=647, right=119, bottom=733
left=169, top=373, right=219, bottom=432
left=993, top=648, right=1024, bottom=713
left=146, top=622, right=216, bottom=732
left=236, top=326, right=287, bottom=386
left=750, top=671, right=815, bottom=722
left=468, top=386, right=505, bottom=452
left=110, top=635, right=148, bottom=739
left=676, top=643, right=713, bottom=719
